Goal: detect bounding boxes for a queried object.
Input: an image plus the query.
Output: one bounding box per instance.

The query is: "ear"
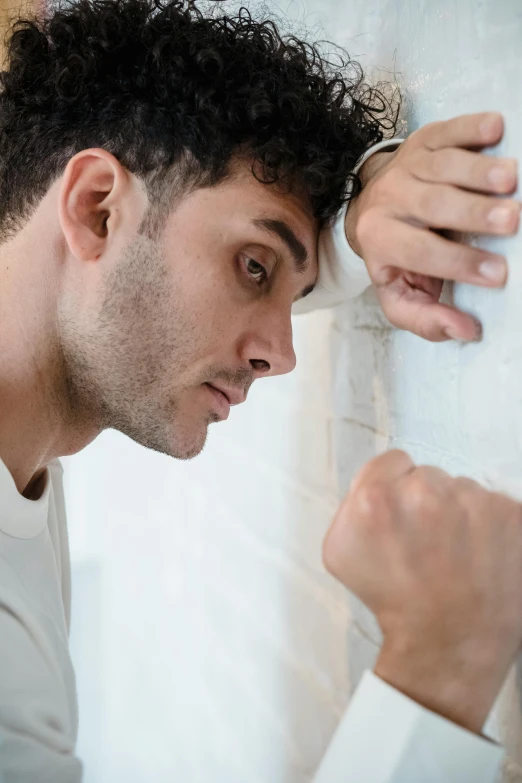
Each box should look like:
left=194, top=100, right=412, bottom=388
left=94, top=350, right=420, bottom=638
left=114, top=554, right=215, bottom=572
left=58, top=148, right=148, bottom=263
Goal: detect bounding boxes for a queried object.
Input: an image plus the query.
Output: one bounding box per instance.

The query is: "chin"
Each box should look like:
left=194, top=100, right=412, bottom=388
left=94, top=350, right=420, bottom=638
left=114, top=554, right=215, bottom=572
left=171, top=440, right=206, bottom=461
left=119, top=418, right=208, bottom=461
left=119, top=404, right=218, bottom=460
left=166, top=422, right=210, bottom=461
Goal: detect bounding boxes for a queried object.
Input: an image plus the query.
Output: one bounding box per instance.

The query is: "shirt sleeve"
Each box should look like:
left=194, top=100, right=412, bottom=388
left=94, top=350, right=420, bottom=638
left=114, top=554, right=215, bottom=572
left=292, top=138, right=404, bottom=315
left=313, top=670, right=504, bottom=783
left=0, top=594, right=83, bottom=782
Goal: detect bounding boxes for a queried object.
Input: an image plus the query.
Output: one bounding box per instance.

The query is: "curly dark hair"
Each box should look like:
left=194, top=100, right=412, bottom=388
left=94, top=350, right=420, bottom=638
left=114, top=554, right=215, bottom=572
left=0, top=0, right=399, bottom=239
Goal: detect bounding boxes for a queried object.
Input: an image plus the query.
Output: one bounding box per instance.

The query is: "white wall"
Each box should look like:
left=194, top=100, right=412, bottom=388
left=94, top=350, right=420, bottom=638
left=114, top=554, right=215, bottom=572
left=65, top=1, right=522, bottom=781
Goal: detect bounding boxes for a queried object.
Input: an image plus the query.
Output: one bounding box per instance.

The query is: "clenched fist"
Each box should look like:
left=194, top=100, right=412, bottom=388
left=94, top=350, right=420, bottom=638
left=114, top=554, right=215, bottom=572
left=324, top=450, right=522, bottom=734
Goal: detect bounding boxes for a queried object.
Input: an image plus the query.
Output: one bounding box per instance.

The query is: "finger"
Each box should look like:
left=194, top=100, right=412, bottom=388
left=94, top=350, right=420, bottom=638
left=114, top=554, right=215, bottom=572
left=404, top=272, right=443, bottom=300
left=400, top=464, right=452, bottom=494
left=401, top=181, right=521, bottom=236
left=413, top=112, right=504, bottom=151
left=350, top=450, right=416, bottom=494
left=453, top=476, right=483, bottom=494
left=411, top=148, right=517, bottom=195
left=377, top=280, right=482, bottom=342
left=368, top=219, right=509, bottom=289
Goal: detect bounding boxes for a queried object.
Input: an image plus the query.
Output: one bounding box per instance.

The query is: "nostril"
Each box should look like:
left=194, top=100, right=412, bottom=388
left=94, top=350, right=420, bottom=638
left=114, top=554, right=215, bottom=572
left=250, top=359, right=270, bottom=373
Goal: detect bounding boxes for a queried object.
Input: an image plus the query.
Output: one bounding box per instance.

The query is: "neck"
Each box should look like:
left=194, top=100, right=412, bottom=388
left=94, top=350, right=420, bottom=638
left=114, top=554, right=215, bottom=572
left=0, top=230, right=98, bottom=495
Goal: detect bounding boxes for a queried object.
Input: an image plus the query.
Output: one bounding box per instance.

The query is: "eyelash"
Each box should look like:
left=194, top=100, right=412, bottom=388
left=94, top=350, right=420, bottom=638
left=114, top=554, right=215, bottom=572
left=244, top=256, right=268, bottom=287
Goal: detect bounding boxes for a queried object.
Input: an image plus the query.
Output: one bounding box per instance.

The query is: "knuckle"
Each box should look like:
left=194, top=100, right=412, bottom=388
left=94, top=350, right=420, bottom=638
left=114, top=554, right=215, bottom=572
left=429, top=148, right=454, bottom=179
left=413, top=466, right=438, bottom=486
left=401, top=128, right=419, bottom=150
left=352, top=481, right=391, bottom=518
left=452, top=477, right=484, bottom=512
left=455, top=483, right=517, bottom=525
left=453, top=476, right=481, bottom=495
left=490, top=492, right=521, bottom=524
left=404, top=469, right=440, bottom=516
left=416, top=120, right=441, bottom=140
left=388, top=448, right=413, bottom=468
left=399, top=145, right=422, bottom=170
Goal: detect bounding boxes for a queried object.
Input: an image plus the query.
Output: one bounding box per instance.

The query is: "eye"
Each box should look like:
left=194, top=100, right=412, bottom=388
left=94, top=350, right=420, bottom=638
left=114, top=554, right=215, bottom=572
left=243, top=256, right=268, bottom=286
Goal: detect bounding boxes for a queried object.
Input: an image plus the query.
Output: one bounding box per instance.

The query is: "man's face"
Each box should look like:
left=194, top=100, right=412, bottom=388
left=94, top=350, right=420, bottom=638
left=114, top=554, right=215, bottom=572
left=59, top=162, right=318, bottom=459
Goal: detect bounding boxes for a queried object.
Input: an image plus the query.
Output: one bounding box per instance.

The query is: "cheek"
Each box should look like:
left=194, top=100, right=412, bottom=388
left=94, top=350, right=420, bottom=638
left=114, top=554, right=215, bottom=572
left=168, top=298, right=240, bottom=382
left=168, top=252, right=249, bottom=369
left=191, top=283, right=243, bottom=343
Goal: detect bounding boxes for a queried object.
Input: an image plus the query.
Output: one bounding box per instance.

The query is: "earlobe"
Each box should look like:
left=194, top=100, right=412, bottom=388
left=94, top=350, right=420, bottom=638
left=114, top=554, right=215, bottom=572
left=58, top=149, right=124, bottom=263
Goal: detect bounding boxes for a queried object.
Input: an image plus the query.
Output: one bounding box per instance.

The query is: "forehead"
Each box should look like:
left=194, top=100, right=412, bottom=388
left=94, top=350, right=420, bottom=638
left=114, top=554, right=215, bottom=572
left=207, top=160, right=319, bottom=257
left=221, top=158, right=315, bottom=212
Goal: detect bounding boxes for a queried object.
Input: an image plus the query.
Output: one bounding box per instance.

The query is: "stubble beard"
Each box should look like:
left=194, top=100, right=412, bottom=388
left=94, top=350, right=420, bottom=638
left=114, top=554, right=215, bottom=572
left=57, top=233, right=208, bottom=460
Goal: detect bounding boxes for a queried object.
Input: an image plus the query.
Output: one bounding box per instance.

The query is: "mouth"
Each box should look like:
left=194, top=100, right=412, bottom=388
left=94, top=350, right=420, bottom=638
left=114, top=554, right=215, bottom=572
left=205, top=382, right=247, bottom=407
left=204, top=383, right=231, bottom=421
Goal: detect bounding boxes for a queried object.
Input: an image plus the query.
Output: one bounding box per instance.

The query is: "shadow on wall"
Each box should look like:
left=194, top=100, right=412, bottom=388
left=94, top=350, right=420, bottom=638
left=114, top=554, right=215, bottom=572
left=328, top=286, right=392, bottom=686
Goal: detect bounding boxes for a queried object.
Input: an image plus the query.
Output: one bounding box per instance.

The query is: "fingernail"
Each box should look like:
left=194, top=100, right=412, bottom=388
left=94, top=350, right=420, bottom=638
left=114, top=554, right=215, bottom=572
left=479, top=258, right=507, bottom=282
left=445, top=320, right=482, bottom=342
left=473, top=318, right=483, bottom=341
left=444, top=328, right=463, bottom=341
left=488, top=206, right=516, bottom=226
left=444, top=328, right=473, bottom=342
left=488, top=165, right=515, bottom=188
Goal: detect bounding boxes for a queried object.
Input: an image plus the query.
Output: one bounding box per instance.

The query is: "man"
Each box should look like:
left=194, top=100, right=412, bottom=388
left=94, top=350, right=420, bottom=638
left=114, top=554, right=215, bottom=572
left=0, top=0, right=519, bottom=780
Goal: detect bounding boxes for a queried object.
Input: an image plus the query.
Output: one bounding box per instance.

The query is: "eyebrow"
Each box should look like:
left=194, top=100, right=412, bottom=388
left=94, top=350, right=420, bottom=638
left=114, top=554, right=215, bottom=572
left=253, top=218, right=309, bottom=273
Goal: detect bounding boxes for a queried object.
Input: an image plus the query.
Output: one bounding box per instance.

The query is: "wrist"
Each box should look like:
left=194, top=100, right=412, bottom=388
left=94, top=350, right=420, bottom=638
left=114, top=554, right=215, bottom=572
left=374, top=638, right=501, bottom=735
left=344, top=148, right=398, bottom=257
left=358, top=148, right=396, bottom=187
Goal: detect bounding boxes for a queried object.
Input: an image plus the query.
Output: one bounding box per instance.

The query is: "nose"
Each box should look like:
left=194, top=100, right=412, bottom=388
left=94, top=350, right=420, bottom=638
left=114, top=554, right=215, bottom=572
left=241, top=308, right=297, bottom=378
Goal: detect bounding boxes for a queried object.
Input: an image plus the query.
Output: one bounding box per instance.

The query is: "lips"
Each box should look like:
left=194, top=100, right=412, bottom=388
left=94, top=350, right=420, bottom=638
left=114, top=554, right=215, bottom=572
left=207, top=384, right=229, bottom=404
left=206, top=383, right=246, bottom=406
left=204, top=383, right=231, bottom=421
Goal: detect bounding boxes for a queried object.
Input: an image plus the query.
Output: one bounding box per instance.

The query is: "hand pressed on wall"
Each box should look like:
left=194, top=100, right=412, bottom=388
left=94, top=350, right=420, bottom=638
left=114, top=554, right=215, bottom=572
left=346, top=111, right=520, bottom=342
left=323, top=450, right=522, bottom=736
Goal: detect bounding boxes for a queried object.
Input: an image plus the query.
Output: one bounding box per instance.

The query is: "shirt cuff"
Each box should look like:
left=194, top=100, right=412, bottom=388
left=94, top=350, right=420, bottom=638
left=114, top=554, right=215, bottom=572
left=352, top=137, right=405, bottom=177
left=313, top=670, right=503, bottom=783
left=293, top=138, right=403, bottom=314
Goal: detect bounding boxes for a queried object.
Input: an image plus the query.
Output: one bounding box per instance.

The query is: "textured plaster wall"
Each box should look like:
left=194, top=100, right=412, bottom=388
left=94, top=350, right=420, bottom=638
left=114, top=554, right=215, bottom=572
left=64, top=1, right=522, bottom=781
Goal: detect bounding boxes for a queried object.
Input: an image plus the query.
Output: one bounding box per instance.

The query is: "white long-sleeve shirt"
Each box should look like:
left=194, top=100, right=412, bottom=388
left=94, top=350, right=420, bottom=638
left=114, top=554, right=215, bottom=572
left=0, top=138, right=504, bottom=782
